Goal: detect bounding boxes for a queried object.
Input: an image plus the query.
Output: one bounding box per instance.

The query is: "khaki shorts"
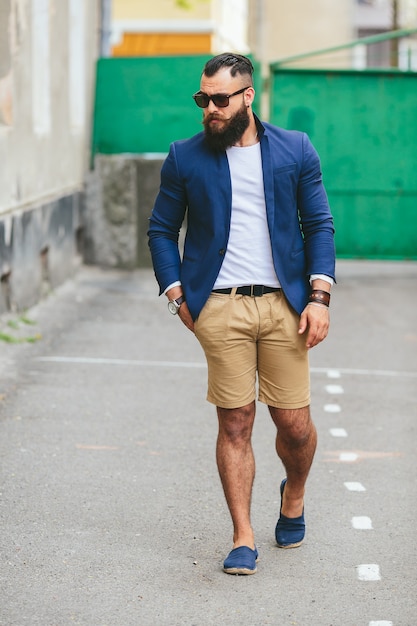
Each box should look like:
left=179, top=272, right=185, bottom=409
left=194, top=290, right=310, bottom=409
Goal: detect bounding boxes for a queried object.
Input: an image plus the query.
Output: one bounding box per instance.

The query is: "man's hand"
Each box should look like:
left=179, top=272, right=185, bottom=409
left=178, top=302, right=195, bottom=332
left=166, top=287, right=195, bottom=332
left=298, top=304, right=329, bottom=349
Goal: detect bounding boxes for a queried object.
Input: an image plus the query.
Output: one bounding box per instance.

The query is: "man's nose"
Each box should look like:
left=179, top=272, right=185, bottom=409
left=206, top=99, right=219, bottom=112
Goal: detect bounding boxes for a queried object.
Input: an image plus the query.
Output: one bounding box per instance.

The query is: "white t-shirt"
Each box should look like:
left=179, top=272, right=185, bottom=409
left=213, top=143, right=280, bottom=289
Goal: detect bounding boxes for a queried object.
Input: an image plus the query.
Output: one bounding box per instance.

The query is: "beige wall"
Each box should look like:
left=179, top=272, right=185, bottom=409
left=0, top=0, right=99, bottom=216
left=248, top=0, right=354, bottom=69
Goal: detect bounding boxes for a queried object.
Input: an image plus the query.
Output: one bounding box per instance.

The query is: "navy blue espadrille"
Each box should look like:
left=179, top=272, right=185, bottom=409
left=223, top=546, right=258, bottom=575
left=275, top=478, right=305, bottom=548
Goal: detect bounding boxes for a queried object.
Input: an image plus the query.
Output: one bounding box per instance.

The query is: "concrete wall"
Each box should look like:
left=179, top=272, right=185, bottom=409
left=84, top=155, right=163, bottom=270
left=0, top=0, right=100, bottom=313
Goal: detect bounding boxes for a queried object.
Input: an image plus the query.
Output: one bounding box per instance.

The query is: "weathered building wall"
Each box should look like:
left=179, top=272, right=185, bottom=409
left=0, top=0, right=99, bottom=313
left=0, top=193, right=84, bottom=312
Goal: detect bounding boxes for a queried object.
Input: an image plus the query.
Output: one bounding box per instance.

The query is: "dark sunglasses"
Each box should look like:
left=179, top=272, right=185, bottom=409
left=192, top=86, right=251, bottom=109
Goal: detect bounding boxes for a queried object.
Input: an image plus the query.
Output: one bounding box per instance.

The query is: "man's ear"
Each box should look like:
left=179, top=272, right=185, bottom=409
left=245, top=87, right=255, bottom=107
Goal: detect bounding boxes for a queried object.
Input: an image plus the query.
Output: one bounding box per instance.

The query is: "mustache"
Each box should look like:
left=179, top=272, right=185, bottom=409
left=205, top=113, right=224, bottom=122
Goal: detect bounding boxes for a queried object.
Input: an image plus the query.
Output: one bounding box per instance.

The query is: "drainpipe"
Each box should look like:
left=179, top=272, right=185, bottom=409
left=390, top=0, right=399, bottom=67
left=100, top=0, right=112, bottom=57
left=255, top=0, right=268, bottom=119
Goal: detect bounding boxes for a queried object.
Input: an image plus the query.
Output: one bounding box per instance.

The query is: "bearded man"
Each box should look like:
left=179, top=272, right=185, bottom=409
left=148, top=53, right=336, bottom=575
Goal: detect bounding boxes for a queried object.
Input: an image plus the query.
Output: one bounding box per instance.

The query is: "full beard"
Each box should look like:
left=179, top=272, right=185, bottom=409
left=203, top=103, right=250, bottom=151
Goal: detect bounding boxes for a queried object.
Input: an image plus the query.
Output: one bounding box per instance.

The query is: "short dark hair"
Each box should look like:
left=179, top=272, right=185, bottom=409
left=202, top=53, right=254, bottom=85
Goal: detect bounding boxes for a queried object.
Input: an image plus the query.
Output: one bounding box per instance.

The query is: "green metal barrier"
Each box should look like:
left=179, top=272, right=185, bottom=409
left=92, top=54, right=262, bottom=159
left=270, top=30, right=417, bottom=260
left=270, top=68, right=417, bottom=260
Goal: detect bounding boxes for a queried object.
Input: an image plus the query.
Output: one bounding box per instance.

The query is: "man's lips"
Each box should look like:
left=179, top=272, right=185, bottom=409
left=207, top=115, right=224, bottom=123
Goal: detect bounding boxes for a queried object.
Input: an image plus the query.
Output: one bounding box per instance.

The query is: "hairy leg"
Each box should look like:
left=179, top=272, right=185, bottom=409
left=269, top=405, right=317, bottom=517
left=216, top=401, right=256, bottom=549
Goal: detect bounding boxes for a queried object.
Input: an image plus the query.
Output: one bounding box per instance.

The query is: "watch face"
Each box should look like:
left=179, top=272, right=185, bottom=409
left=168, top=300, right=178, bottom=315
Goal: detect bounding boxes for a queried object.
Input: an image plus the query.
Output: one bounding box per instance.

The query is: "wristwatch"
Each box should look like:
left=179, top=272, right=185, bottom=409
left=167, top=295, right=185, bottom=315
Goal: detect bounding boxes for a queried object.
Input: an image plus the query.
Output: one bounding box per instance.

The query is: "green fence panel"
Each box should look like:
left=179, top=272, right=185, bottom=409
left=269, top=68, right=417, bottom=260
left=92, top=55, right=262, bottom=158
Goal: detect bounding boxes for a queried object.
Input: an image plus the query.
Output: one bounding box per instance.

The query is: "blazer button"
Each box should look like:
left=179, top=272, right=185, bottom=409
left=219, top=248, right=225, bottom=256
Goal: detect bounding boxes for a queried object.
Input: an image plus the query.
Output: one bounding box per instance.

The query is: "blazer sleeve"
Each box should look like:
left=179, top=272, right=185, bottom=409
left=297, top=133, right=336, bottom=281
left=147, top=143, right=187, bottom=294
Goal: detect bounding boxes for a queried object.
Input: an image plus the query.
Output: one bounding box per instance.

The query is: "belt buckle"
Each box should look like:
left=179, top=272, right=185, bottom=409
left=251, top=285, right=263, bottom=297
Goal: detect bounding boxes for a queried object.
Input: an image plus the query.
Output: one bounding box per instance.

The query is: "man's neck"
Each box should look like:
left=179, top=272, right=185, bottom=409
left=233, top=118, right=259, bottom=147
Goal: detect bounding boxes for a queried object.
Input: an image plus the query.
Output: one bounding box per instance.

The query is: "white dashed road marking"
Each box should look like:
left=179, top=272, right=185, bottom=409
left=352, top=516, right=373, bottom=530
left=323, top=372, right=390, bottom=624
left=327, top=369, right=341, bottom=378
left=324, top=403, right=341, bottom=413
left=357, top=564, right=381, bottom=581
left=344, top=482, right=366, bottom=492
left=329, top=428, right=348, bottom=437
left=339, top=452, right=358, bottom=462
left=325, top=384, right=344, bottom=394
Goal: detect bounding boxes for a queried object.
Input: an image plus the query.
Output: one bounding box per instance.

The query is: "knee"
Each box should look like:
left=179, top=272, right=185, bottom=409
left=273, top=407, right=315, bottom=447
left=283, top=421, right=312, bottom=448
left=218, top=404, right=254, bottom=444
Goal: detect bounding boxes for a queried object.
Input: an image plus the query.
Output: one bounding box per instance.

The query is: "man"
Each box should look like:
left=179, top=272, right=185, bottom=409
left=148, top=53, right=335, bottom=575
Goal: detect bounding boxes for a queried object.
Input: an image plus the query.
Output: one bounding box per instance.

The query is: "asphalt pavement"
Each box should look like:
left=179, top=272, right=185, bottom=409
left=0, top=260, right=416, bottom=626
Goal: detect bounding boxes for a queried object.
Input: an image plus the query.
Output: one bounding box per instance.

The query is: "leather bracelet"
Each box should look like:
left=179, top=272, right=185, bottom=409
left=309, top=289, right=330, bottom=307
left=307, top=300, right=329, bottom=309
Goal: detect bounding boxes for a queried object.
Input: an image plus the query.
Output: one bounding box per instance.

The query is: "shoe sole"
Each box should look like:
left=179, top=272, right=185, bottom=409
left=277, top=539, right=303, bottom=549
left=223, top=566, right=257, bottom=575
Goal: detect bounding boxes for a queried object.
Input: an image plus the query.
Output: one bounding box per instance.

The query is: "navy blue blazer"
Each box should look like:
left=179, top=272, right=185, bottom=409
left=148, top=116, right=336, bottom=321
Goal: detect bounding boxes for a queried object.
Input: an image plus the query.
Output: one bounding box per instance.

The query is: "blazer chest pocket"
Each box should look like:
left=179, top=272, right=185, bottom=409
left=273, top=163, right=297, bottom=176
left=273, top=163, right=297, bottom=196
